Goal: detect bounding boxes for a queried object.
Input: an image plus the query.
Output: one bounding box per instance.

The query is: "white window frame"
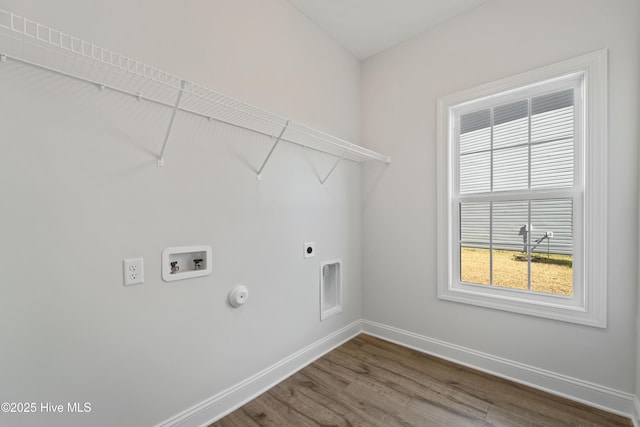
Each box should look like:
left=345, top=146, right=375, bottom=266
left=436, top=50, right=607, bottom=328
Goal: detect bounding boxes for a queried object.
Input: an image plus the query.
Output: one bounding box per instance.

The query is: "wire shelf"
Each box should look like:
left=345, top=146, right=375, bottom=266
left=0, top=9, right=391, bottom=177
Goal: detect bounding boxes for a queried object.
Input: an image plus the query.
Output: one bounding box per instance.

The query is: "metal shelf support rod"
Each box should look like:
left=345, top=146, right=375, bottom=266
left=257, top=120, right=289, bottom=180
left=158, top=79, right=187, bottom=166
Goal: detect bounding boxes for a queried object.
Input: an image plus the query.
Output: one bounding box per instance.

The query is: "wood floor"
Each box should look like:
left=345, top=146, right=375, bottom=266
left=211, top=334, right=632, bottom=426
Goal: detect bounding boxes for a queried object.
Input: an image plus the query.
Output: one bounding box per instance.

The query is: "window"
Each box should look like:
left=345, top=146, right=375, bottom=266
left=436, top=50, right=607, bottom=327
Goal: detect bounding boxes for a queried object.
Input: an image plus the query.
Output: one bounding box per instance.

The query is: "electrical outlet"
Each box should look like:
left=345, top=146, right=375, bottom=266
left=123, top=258, right=144, bottom=286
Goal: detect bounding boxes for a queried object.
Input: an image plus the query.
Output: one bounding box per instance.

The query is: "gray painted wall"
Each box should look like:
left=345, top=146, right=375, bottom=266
left=1, top=0, right=639, bottom=425
left=0, top=1, right=361, bottom=426
left=362, top=0, right=639, bottom=396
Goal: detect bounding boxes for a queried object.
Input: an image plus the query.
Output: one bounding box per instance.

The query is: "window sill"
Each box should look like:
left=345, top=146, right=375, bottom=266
left=437, top=281, right=605, bottom=328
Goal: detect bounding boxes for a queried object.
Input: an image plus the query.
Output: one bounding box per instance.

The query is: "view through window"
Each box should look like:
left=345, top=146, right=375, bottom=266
left=438, top=50, right=607, bottom=326
left=457, top=88, right=576, bottom=296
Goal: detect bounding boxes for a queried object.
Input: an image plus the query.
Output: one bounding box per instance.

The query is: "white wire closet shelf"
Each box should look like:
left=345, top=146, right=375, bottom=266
left=0, top=9, right=391, bottom=180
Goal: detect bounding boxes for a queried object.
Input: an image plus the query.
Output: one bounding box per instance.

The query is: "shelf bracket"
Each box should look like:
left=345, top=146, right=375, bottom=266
left=320, top=155, right=344, bottom=185
left=157, top=80, right=187, bottom=167
left=0, top=54, right=6, bottom=63
left=256, top=120, right=289, bottom=180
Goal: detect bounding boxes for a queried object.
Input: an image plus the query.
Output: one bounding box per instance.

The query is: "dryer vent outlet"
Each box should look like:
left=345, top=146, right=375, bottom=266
left=320, top=260, right=342, bottom=321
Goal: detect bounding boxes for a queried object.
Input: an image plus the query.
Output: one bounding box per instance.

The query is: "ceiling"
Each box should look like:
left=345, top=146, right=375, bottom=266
left=287, top=0, right=488, bottom=60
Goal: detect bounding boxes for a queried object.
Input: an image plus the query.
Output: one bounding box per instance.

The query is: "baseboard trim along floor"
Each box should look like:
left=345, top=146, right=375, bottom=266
left=156, top=319, right=637, bottom=426
left=155, top=320, right=362, bottom=427
left=361, top=320, right=637, bottom=424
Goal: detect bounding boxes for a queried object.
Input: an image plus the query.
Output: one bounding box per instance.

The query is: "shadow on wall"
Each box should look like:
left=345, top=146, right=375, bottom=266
left=362, top=161, right=390, bottom=209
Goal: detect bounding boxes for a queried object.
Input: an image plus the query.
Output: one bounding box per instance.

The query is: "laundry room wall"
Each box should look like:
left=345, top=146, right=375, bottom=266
left=361, top=0, right=639, bottom=413
left=0, top=0, right=362, bottom=426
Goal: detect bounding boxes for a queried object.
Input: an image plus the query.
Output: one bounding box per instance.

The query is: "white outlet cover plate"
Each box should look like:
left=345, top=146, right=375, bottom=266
left=123, top=258, right=144, bottom=286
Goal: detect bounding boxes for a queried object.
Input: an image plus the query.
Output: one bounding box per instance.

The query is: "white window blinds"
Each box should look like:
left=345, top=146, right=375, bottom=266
left=459, top=88, right=575, bottom=194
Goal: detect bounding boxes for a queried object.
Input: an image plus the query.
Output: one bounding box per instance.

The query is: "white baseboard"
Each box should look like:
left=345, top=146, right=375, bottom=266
left=361, top=319, right=636, bottom=421
left=155, top=320, right=362, bottom=427
left=157, top=318, right=636, bottom=426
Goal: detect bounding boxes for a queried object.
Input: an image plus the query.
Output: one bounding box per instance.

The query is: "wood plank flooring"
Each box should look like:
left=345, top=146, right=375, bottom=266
left=211, top=334, right=632, bottom=426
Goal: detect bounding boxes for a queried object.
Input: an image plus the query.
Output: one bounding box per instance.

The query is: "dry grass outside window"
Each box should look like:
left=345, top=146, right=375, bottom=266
left=460, top=247, right=572, bottom=296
